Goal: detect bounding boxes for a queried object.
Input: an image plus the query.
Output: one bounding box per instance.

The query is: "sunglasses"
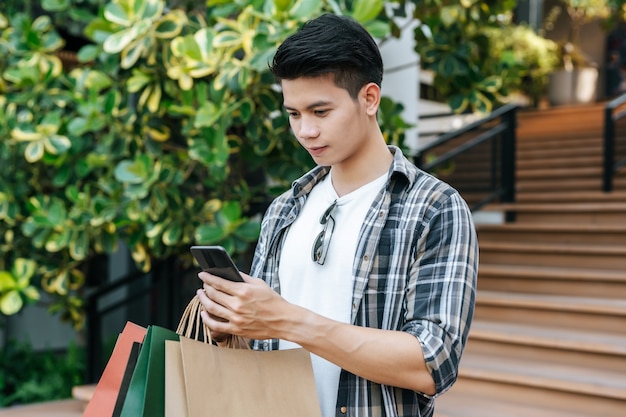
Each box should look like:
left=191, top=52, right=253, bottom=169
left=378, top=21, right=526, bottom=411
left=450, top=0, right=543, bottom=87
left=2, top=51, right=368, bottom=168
left=311, top=200, right=337, bottom=265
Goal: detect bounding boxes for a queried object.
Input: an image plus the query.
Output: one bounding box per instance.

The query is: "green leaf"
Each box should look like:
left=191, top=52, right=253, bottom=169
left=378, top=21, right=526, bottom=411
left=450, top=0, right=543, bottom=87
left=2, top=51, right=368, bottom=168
left=195, top=102, right=220, bottom=128
left=220, top=201, right=242, bottom=224
left=22, top=286, right=40, bottom=302
left=438, top=53, right=466, bottom=77
left=46, top=135, right=72, bottom=154
left=351, top=0, right=383, bottom=23
left=273, top=0, right=293, bottom=12
left=290, top=0, right=322, bottom=19
left=103, top=26, right=139, bottom=54
left=154, top=12, right=184, bottom=39
left=104, top=2, right=132, bottom=26
left=42, top=0, right=70, bottom=12
left=69, top=230, right=88, bottom=260
left=0, top=271, right=16, bottom=292
left=114, top=159, right=148, bottom=183
left=448, top=93, right=469, bottom=114
left=0, top=291, right=23, bottom=315
left=233, top=220, right=261, bottom=241
left=195, top=223, right=226, bottom=243
left=68, top=117, right=89, bottom=136
left=77, top=45, right=99, bottom=63
left=12, top=259, right=37, bottom=282
left=24, top=142, right=45, bottom=163
left=162, top=223, right=182, bottom=245
left=364, top=20, right=390, bottom=38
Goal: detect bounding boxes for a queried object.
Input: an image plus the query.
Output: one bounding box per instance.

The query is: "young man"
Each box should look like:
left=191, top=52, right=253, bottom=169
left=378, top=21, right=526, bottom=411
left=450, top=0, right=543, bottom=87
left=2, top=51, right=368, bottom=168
left=197, top=13, right=478, bottom=417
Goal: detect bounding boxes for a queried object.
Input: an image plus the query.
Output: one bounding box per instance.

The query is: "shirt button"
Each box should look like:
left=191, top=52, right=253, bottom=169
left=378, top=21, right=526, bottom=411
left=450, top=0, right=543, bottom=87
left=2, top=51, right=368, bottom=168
left=363, top=255, right=369, bottom=262
left=340, top=406, right=347, bottom=414
left=263, top=341, right=269, bottom=350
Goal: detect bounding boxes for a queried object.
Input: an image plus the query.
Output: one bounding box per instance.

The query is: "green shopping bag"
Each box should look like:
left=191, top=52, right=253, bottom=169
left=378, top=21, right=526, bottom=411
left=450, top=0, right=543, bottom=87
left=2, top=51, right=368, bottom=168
left=119, top=325, right=180, bottom=417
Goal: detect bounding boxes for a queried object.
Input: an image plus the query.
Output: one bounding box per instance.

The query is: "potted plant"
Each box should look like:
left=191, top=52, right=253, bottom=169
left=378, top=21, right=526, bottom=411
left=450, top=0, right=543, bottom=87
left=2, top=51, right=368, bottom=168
left=545, top=0, right=625, bottom=105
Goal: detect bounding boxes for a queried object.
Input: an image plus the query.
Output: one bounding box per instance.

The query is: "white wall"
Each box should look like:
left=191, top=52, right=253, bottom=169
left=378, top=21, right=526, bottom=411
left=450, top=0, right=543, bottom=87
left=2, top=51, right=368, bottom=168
left=379, top=5, right=420, bottom=155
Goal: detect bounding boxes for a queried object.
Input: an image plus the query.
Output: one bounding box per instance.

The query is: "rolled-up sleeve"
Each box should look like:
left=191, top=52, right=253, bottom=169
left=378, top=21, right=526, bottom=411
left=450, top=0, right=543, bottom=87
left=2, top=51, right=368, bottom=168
left=403, top=191, right=478, bottom=394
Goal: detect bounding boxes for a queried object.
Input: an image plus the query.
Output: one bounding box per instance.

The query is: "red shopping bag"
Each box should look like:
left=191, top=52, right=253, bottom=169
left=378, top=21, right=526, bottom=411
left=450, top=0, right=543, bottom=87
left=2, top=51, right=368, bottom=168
left=83, top=321, right=146, bottom=417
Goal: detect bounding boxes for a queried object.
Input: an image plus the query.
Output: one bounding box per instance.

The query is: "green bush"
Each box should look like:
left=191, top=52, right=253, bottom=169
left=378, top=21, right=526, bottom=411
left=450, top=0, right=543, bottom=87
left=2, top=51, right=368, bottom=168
left=0, top=340, right=85, bottom=407
left=0, top=0, right=407, bottom=329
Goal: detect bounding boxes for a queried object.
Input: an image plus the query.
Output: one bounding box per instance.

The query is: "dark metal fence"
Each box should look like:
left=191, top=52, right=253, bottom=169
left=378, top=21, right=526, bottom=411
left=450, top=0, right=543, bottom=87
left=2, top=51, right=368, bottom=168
left=84, top=257, right=197, bottom=382
left=603, top=93, right=626, bottom=192
left=415, top=103, right=517, bottom=218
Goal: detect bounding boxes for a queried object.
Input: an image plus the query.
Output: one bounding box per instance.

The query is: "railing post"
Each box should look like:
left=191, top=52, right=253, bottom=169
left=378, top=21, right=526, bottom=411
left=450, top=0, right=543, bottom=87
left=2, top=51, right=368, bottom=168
left=502, top=106, right=517, bottom=222
left=603, top=105, right=615, bottom=192
left=85, top=293, right=101, bottom=383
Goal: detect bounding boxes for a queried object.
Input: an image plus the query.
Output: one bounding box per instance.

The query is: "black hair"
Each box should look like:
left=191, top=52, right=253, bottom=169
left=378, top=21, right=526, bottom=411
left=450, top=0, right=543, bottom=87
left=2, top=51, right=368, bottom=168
left=269, top=14, right=383, bottom=99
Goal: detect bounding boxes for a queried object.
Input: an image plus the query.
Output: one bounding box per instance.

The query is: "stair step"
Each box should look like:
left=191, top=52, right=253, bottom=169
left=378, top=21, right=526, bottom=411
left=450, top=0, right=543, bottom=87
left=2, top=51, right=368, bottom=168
left=517, top=146, right=602, bottom=159
left=478, top=264, right=626, bottom=298
left=468, top=320, right=626, bottom=360
left=477, top=222, right=626, bottom=245
left=517, top=138, right=602, bottom=152
left=435, top=388, right=597, bottom=417
left=516, top=190, right=626, bottom=203
left=437, top=377, right=626, bottom=417
left=487, top=202, right=626, bottom=223
left=479, top=241, right=626, bottom=270
left=517, top=166, right=602, bottom=179
left=517, top=155, right=602, bottom=168
left=475, top=290, right=626, bottom=334
left=461, top=350, right=626, bottom=400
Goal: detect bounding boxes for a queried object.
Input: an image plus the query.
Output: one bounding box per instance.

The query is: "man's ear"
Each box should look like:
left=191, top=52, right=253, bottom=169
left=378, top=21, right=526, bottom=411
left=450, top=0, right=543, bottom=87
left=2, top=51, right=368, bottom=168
left=361, top=82, right=381, bottom=116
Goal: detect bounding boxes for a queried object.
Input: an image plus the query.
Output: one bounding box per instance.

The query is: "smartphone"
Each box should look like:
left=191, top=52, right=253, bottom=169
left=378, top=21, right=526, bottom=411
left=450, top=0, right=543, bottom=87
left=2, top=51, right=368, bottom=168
left=190, top=245, right=245, bottom=282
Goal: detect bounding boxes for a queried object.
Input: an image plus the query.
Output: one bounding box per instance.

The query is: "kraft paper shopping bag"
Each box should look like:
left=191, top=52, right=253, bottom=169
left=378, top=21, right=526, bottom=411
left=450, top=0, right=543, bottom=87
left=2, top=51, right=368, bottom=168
left=178, top=336, right=322, bottom=417
left=164, top=340, right=189, bottom=417
left=83, top=321, right=146, bottom=417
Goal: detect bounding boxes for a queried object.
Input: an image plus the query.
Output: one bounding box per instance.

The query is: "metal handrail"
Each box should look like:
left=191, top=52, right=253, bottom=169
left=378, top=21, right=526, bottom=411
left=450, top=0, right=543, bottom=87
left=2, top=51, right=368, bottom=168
left=415, top=103, right=517, bottom=216
left=603, top=92, right=626, bottom=192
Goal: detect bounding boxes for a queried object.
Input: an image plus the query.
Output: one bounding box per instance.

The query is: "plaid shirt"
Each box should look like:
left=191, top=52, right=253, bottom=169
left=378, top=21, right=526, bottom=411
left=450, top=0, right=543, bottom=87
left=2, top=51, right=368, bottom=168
left=250, top=146, right=478, bottom=417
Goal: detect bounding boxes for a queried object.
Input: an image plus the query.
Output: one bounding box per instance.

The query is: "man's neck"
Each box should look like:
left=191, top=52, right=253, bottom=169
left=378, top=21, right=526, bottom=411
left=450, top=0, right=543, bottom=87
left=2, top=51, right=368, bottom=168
left=330, top=141, right=393, bottom=197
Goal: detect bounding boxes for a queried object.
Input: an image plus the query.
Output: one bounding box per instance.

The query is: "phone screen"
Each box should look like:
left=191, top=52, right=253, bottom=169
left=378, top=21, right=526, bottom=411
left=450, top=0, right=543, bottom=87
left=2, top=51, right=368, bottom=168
left=190, top=246, right=244, bottom=282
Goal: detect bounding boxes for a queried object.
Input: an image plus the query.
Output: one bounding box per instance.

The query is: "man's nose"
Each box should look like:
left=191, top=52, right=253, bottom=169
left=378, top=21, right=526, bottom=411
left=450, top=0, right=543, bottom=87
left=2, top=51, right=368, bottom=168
left=298, top=116, right=320, bottom=139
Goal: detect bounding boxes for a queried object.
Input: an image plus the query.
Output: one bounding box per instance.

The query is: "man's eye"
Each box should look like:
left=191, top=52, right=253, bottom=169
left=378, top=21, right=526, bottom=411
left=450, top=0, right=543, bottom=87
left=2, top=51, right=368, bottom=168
left=288, top=112, right=299, bottom=118
left=314, top=109, right=328, bottom=116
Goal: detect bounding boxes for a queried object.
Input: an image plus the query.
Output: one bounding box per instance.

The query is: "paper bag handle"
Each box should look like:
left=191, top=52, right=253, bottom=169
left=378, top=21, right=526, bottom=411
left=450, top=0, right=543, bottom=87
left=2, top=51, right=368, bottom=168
left=176, top=294, right=250, bottom=349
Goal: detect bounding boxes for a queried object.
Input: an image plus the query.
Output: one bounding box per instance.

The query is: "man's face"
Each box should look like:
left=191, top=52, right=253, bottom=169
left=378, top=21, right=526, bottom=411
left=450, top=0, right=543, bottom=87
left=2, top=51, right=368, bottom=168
left=282, top=75, right=373, bottom=168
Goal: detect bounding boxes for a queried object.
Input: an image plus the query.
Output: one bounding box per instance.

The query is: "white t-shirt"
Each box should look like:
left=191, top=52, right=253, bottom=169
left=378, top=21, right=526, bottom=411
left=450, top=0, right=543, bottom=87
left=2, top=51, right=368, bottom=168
left=278, top=171, right=387, bottom=417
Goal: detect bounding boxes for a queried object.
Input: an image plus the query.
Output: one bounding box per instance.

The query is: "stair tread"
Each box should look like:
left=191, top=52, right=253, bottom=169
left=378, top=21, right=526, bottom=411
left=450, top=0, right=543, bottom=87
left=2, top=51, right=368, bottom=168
left=470, top=320, right=626, bottom=355
left=477, top=290, right=626, bottom=315
left=516, top=190, right=626, bottom=202
left=436, top=392, right=593, bottom=417
left=478, top=222, right=626, bottom=233
left=479, top=240, right=626, bottom=255
left=459, top=350, right=626, bottom=399
left=487, top=202, right=626, bottom=211
left=478, top=263, right=626, bottom=282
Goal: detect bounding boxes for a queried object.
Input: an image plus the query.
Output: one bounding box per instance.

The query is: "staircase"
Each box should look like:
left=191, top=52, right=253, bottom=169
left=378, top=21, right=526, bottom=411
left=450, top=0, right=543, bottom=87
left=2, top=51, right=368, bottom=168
left=435, top=103, right=626, bottom=417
